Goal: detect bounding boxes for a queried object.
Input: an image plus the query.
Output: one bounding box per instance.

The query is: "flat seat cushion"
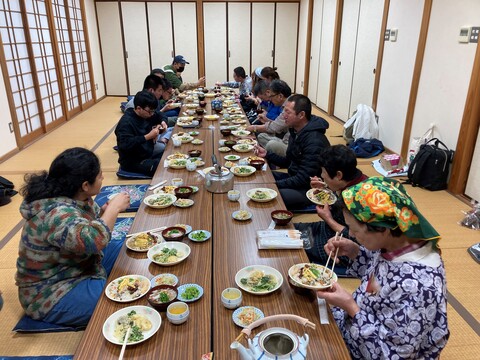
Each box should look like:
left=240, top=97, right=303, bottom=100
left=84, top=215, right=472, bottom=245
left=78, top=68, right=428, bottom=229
left=13, top=316, right=85, bottom=333
left=116, top=167, right=152, bottom=180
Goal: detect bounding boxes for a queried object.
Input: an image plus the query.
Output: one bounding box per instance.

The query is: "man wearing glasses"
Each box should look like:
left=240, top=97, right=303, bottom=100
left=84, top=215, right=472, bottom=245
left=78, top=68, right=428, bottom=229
left=115, top=90, right=168, bottom=177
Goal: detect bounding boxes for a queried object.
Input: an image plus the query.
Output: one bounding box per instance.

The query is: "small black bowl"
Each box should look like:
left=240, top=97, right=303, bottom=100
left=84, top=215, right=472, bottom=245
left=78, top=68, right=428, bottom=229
left=220, top=129, right=232, bottom=137
left=271, top=210, right=294, bottom=225
left=147, top=285, right=178, bottom=311
left=224, top=140, right=237, bottom=149
left=162, top=226, right=186, bottom=241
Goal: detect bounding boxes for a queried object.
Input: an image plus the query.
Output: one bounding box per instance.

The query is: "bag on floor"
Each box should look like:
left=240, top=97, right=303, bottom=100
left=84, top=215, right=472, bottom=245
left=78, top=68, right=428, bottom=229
left=343, top=104, right=379, bottom=144
left=407, top=138, right=454, bottom=191
left=407, top=126, right=434, bottom=165
left=349, top=138, right=384, bottom=158
left=0, top=175, right=17, bottom=206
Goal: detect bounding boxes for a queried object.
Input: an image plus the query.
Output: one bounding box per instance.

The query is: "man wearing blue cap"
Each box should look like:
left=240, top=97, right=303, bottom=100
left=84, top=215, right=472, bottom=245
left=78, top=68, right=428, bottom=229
left=162, top=55, right=205, bottom=92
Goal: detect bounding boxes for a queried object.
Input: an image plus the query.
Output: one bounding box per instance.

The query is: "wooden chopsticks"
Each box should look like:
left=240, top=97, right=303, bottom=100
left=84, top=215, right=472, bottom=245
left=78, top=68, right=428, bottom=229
left=125, top=226, right=167, bottom=238
left=323, top=232, right=342, bottom=277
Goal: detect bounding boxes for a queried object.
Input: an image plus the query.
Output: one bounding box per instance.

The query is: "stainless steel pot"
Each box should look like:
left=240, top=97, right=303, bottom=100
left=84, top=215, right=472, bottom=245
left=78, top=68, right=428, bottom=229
left=205, top=155, right=234, bottom=193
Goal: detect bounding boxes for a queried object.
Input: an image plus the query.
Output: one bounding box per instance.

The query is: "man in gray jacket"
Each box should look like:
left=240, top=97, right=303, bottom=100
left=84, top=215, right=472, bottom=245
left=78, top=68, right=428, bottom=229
left=254, top=94, right=330, bottom=210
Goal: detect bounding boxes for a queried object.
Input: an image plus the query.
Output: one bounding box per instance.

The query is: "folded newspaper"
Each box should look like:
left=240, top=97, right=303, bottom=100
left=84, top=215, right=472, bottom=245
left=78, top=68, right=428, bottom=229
left=257, top=229, right=303, bottom=249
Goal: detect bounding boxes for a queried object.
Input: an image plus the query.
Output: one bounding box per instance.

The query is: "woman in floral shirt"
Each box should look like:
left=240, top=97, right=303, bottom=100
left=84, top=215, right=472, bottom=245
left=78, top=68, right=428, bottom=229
left=318, top=177, right=449, bottom=359
left=15, top=148, right=130, bottom=326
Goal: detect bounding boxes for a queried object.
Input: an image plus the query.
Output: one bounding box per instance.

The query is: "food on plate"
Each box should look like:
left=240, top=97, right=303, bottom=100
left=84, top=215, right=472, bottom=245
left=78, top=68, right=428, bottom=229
left=273, top=212, right=292, bottom=220
left=107, top=277, right=150, bottom=301
left=191, top=139, right=204, bottom=145
left=152, top=247, right=184, bottom=264
left=180, top=136, right=193, bottom=143
left=190, top=230, right=207, bottom=241
left=167, top=152, right=189, bottom=160
left=233, top=144, right=253, bottom=152
left=240, top=270, right=278, bottom=292
left=148, top=287, right=177, bottom=304
left=250, top=190, right=269, bottom=200
left=290, top=263, right=334, bottom=287
left=224, top=161, right=235, bottom=168
left=247, top=155, right=263, bottom=162
left=169, top=159, right=187, bottom=167
left=127, top=232, right=158, bottom=251
left=307, top=188, right=337, bottom=205
left=232, top=166, right=254, bottom=175
left=233, top=210, right=251, bottom=220
left=238, top=139, right=257, bottom=145
left=179, top=286, right=200, bottom=300
left=153, top=274, right=178, bottom=286
left=225, top=155, right=240, bottom=161
left=154, top=185, right=177, bottom=194
left=163, top=228, right=184, bottom=238
left=174, top=198, right=194, bottom=207
left=147, top=194, right=174, bottom=206
left=114, top=310, right=152, bottom=343
left=236, top=307, right=261, bottom=327
left=218, top=146, right=231, bottom=152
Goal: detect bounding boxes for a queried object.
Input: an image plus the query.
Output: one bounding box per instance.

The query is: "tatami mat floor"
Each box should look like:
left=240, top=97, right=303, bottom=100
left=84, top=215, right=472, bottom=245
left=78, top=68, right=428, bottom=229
left=0, top=97, right=479, bottom=358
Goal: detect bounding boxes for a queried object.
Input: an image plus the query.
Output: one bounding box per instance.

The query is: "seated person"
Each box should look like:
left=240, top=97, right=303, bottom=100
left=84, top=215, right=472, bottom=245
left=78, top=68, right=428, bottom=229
left=15, top=147, right=130, bottom=326
left=115, top=90, right=168, bottom=176
left=260, top=66, right=280, bottom=84
left=162, top=55, right=205, bottom=92
left=295, top=145, right=368, bottom=266
left=158, top=78, right=181, bottom=121
left=216, top=66, right=253, bottom=111
left=244, top=81, right=275, bottom=124
left=254, top=94, right=330, bottom=210
left=318, top=177, right=449, bottom=359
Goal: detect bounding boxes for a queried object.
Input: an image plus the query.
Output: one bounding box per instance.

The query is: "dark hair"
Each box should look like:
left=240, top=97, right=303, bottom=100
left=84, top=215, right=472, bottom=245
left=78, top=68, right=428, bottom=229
left=133, top=90, right=158, bottom=109
left=319, top=145, right=358, bottom=181
left=269, top=79, right=292, bottom=98
left=252, top=80, right=268, bottom=96
left=20, top=147, right=101, bottom=203
left=151, top=68, right=165, bottom=77
left=261, top=67, right=280, bottom=81
left=287, top=94, right=311, bottom=120
left=142, top=75, right=163, bottom=92
left=162, top=78, right=172, bottom=90
left=233, top=66, right=246, bottom=79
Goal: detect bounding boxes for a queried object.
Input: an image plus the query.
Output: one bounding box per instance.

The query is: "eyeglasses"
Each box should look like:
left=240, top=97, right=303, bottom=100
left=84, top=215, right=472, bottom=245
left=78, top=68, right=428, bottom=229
left=143, top=108, right=155, bottom=115
left=269, top=93, right=279, bottom=99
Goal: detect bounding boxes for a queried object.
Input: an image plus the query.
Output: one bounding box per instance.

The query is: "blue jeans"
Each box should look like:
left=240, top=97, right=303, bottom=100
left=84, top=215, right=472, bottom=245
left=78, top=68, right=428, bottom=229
left=42, top=239, right=123, bottom=327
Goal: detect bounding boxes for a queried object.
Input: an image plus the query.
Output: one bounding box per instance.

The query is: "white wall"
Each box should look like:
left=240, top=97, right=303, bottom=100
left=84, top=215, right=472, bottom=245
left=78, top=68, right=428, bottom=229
left=295, top=0, right=309, bottom=94
left=0, top=62, right=17, bottom=157
left=84, top=0, right=105, bottom=99
left=375, top=0, right=424, bottom=153
left=412, top=0, right=480, bottom=151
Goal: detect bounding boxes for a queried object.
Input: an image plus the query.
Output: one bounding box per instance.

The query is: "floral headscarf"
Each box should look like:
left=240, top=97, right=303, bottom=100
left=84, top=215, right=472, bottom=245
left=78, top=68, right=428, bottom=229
left=342, top=177, right=440, bottom=248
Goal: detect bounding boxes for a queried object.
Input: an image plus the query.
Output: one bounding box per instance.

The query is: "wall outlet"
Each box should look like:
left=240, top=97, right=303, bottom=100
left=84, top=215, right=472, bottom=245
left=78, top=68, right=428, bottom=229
left=470, top=27, right=479, bottom=43
left=384, top=29, right=390, bottom=41
left=390, top=28, right=398, bottom=42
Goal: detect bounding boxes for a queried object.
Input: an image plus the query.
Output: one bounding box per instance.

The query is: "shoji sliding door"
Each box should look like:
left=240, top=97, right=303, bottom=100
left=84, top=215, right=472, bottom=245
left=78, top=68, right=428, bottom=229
left=251, top=3, right=275, bottom=70
left=204, top=2, right=227, bottom=88
left=228, top=2, right=251, bottom=80
left=148, top=2, right=174, bottom=68
left=274, top=2, right=298, bottom=88
left=308, top=0, right=324, bottom=103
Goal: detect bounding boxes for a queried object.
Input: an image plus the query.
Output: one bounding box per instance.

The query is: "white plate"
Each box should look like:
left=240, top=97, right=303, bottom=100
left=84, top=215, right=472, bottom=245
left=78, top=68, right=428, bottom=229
left=246, top=188, right=278, bottom=203
left=179, top=136, right=194, bottom=144
left=189, top=131, right=199, bottom=136
left=105, top=275, right=151, bottom=302
left=237, top=139, right=258, bottom=145
left=150, top=273, right=179, bottom=287
left=224, top=155, right=240, bottom=161
left=235, top=265, right=283, bottom=295
left=167, top=153, right=189, bottom=160
left=144, top=194, right=177, bottom=208
left=103, top=305, right=161, bottom=345
left=126, top=233, right=162, bottom=252
left=174, top=198, right=194, bottom=208
left=191, top=139, right=204, bottom=145
left=189, top=186, right=199, bottom=193
left=288, top=263, right=338, bottom=290
left=306, top=188, right=337, bottom=206
left=174, top=224, right=193, bottom=234
left=177, top=283, right=204, bottom=302
left=204, top=114, right=219, bottom=120
left=153, top=185, right=177, bottom=195
left=188, top=230, right=211, bottom=242
left=231, top=130, right=251, bottom=138
left=168, top=159, right=187, bottom=169
left=232, top=144, right=254, bottom=153
left=232, top=210, right=253, bottom=221
left=232, top=306, right=265, bottom=328
left=219, top=147, right=231, bottom=153
left=147, top=242, right=191, bottom=266
left=230, top=165, right=256, bottom=177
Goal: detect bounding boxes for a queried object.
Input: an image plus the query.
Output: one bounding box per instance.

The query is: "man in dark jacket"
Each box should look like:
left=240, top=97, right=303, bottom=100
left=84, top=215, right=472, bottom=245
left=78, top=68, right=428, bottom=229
left=115, top=91, right=167, bottom=176
left=255, top=94, right=330, bottom=209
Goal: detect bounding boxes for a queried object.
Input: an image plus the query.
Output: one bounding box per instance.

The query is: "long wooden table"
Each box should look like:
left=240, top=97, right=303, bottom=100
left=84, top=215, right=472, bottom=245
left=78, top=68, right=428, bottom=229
left=74, top=98, right=350, bottom=359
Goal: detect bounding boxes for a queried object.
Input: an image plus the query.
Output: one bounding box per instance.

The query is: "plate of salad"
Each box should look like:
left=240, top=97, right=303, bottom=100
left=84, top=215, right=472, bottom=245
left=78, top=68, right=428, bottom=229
left=177, top=283, right=203, bottom=302
left=234, top=265, right=283, bottom=295
left=188, top=230, right=211, bottom=242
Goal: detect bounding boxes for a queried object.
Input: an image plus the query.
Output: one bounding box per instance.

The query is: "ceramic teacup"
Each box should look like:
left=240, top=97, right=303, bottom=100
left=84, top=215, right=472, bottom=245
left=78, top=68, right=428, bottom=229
left=218, top=139, right=226, bottom=146
left=166, top=301, right=190, bottom=325
left=192, top=120, right=199, bottom=126
left=171, top=178, right=183, bottom=187
left=221, top=288, right=242, bottom=309
left=173, top=138, right=182, bottom=147
left=186, top=162, right=197, bottom=171
left=227, top=190, right=240, bottom=201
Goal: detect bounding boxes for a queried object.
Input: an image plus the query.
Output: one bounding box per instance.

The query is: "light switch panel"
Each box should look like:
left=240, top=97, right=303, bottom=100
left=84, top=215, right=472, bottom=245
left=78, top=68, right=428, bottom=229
left=390, top=28, right=398, bottom=42
left=470, top=27, right=479, bottom=43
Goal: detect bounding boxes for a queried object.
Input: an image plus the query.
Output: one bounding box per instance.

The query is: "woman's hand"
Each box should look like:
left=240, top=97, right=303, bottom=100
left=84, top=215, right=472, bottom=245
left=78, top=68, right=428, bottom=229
left=315, top=204, right=332, bottom=221
left=317, top=283, right=360, bottom=317
left=310, top=176, right=326, bottom=189
left=107, top=193, right=130, bottom=213
left=324, top=236, right=359, bottom=262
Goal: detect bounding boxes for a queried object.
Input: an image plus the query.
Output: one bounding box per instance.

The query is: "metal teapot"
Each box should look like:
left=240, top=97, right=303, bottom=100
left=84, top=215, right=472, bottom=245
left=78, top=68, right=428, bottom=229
left=231, top=314, right=315, bottom=360
left=205, top=155, right=234, bottom=193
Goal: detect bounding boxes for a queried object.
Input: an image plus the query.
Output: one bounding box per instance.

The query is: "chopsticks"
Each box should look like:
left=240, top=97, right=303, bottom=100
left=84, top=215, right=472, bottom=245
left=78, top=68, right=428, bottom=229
left=323, top=232, right=342, bottom=277
left=118, top=327, right=131, bottom=360
left=125, top=226, right=167, bottom=238
left=148, top=180, right=167, bottom=191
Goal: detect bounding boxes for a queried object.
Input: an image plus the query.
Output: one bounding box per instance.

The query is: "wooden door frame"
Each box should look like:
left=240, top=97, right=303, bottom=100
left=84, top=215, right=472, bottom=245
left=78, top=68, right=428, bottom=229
left=448, top=41, right=480, bottom=195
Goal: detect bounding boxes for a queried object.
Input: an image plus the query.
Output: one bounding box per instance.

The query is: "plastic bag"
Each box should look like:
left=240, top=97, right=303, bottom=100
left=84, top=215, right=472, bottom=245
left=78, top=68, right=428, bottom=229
left=459, top=202, right=480, bottom=230
left=407, top=126, right=434, bottom=165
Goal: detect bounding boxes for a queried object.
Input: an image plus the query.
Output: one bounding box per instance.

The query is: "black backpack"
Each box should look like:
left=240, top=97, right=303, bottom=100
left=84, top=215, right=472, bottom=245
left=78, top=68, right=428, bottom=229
left=0, top=175, right=17, bottom=206
left=407, top=138, right=454, bottom=191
